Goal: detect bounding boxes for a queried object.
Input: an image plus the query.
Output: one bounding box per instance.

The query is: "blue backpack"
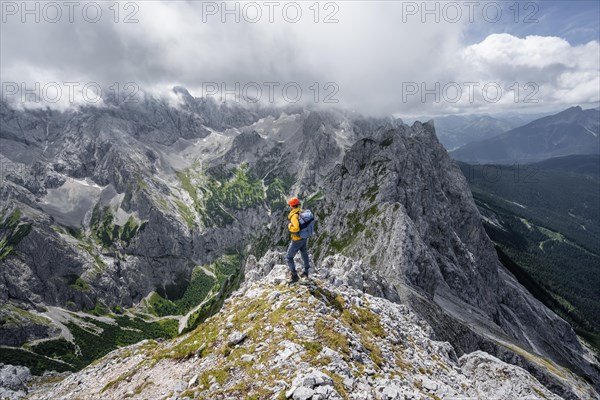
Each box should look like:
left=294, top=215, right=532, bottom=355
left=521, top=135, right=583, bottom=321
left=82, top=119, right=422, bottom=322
left=297, top=209, right=316, bottom=239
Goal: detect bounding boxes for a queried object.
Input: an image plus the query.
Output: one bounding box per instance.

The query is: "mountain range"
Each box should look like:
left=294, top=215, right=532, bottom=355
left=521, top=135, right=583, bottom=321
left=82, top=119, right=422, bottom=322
left=450, top=106, right=600, bottom=164
left=0, top=88, right=599, bottom=399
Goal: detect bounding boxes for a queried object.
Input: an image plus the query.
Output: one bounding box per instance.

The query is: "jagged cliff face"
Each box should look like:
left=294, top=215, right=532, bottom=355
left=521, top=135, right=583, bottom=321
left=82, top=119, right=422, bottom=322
left=0, top=89, right=598, bottom=398
left=27, top=254, right=597, bottom=400
left=0, top=93, right=277, bottom=312
left=304, top=122, right=598, bottom=391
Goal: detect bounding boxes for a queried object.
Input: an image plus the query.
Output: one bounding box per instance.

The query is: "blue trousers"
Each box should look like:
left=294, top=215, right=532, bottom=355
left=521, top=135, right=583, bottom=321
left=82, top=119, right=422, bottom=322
left=287, top=238, right=310, bottom=277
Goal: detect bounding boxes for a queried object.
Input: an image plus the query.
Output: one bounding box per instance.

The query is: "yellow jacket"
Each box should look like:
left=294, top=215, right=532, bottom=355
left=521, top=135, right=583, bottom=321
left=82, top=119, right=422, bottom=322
left=287, top=207, right=302, bottom=241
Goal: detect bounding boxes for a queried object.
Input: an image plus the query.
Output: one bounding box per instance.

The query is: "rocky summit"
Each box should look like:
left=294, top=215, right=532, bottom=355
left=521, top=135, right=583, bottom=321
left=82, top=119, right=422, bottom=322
left=26, top=252, right=597, bottom=400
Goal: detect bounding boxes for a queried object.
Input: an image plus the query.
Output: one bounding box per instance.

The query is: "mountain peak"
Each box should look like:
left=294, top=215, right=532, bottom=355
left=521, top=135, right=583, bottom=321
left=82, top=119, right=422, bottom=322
left=557, top=105, right=584, bottom=116
left=172, top=86, right=196, bottom=108
left=172, top=86, right=192, bottom=97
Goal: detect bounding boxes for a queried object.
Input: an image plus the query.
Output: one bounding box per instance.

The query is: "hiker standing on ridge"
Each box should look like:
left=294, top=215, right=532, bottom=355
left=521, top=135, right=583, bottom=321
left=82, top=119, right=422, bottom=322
left=286, top=197, right=314, bottom=284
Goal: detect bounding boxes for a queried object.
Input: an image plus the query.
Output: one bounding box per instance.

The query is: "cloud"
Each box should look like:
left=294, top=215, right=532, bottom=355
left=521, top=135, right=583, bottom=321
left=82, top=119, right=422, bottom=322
left=1, top=2, right=598, bottom=116
left=457, top=34, right=599, bottom=110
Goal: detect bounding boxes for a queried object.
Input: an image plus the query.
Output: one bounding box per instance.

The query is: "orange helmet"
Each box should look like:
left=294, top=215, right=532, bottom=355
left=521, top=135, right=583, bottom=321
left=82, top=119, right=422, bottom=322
left=288, top=197, right=300, bottom=207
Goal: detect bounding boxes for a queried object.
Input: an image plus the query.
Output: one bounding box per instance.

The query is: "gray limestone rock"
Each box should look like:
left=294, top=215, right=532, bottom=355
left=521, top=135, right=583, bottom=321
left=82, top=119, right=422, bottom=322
left=0, top=94, right=597, bottom=398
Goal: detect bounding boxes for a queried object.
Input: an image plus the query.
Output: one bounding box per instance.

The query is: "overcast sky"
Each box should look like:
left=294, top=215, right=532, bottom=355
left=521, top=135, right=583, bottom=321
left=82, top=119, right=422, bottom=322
left=1, top=0, right=599, bottom=116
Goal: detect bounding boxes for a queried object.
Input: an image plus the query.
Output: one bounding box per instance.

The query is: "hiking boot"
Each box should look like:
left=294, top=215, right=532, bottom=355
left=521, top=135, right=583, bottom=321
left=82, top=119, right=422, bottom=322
left=299, top=270, right=309, bottom=280
left=287, top=274, right=299, bottom=285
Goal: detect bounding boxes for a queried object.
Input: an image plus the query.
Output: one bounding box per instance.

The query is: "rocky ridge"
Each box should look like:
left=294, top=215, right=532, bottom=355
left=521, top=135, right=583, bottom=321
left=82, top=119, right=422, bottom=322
left=24, top=251, right=598, bottom=400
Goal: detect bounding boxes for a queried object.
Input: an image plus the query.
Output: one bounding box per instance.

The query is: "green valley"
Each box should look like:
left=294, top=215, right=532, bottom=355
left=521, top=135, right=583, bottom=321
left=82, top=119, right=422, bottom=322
left=458, top=155, right=600, bottom=353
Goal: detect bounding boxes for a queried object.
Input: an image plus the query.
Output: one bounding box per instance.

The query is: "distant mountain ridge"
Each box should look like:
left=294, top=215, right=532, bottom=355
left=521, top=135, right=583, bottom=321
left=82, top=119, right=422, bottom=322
left=451, top=106, right=600, bottom=164
left=402, top=112, right=551, bottom=151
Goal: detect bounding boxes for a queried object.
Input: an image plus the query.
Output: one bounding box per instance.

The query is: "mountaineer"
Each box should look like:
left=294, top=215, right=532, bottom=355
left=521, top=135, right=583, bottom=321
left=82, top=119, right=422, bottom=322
left=286, top=197, right=315, bottom=284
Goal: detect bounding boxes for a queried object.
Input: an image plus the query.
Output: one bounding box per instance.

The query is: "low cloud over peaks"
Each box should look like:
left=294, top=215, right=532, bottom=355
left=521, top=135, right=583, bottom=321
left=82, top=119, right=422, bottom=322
left=1, top=1, right=598, bottom=115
